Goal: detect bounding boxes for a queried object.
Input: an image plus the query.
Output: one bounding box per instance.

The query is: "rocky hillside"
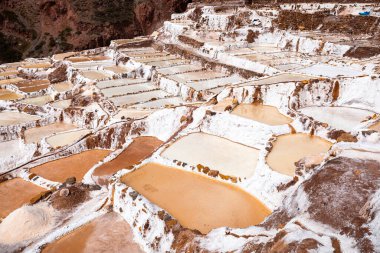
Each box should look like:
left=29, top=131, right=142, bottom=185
left=0, top=0, right=190, bottom=63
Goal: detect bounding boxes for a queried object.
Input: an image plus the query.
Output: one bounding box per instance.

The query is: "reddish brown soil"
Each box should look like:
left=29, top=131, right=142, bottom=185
left=277, top=10, right=380, bottom=35
left=255, top=157, right=380, bottom=252
left=51, top=184, right=89, bottom=210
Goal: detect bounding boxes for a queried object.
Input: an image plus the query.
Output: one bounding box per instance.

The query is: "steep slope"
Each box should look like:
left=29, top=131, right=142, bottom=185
left=0, top=0, right=190, bottom=63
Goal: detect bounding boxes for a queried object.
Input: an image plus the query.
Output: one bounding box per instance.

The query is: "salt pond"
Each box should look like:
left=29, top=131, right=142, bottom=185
left=266, top=133, right=332, bottom=176
left=0, top=178, right=45, bottom=218
left=232, top=104, right=293, bottom=126
left=30, top=150, right=112, bottom=183
left=122, top=162, right=271, bottom=234
left=161, top=133, right=260, bottom=178
left=299, top=106, right=374, bottom=132
left=42, top=212, right=143, bottom=253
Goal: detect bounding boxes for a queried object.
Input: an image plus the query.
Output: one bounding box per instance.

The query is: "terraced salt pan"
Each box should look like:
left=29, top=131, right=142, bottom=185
left=253, top=73, right=317, bottom=85
left=42, top=212, right=143, bottom=253
left=110, top=90, right=170, bottom=107
left=104, top=66, right=130, bottom=74
left=0, top=77, right=24, bottom=85
left=52, top=52, right=76, bottom=61
left=122, top=163, right=271, bottom=234
left=146, top=59, right=190, bottom=68
left=242, top=54, right=274, bottom=62
left=72, top=61, right=115, bottom=70
left=119, top=47, right=157, bottom=53
left=0, top=178, right=45, bottom=218
left=101, top=82, right=156, bottom=97
left=0, top=89, right=23, bottom=100
left=46, top=129, right=91, bottom=148
left=299, top=106, right=374, bottom=132
left=248, top=44, right=282, bottom=53
left=15, top=79, right=50, bottom=93
left=129, top=52, right=168, bottom=58
left=93, top=136, right=163, bottom=184
left=156, top=64, right=204, bottom=75
left=266, top=133, right=332, bottom=176
left=50, top=99, right=71, bottom=109
left=96, top=78, right=147, bottom=89
left=67, top=56, right=110, bottom=63
left=232, top=104, right=293, bottom=126
left=80, top=70, right=112, bottom=80
left=21, top=95, right=53, bottom=106
left=0, top=111, right=41, bottom=126
left=161, top=133, right=260, bottom=178
left=0, top=139, right=21, bottom=158
left=169, top=70, right=227, bottom=83
left=187, top=75, right=244, bottom=91
left=131, top=97, right=187, bottom=109
left=113, top=109, right=154, bottom=120
left=297, top=63, right=364, bottom=78
left=370, top=122, right=380, bottom=132
left=30, top=149, right=112, bottom=183
left=212, top=98, right=234, bottom=112
left=0, top=70, right=18, bottom=77
left=135, top=55, right=178, bottom=63
left=23, top=63, right=52, bottom=69
left=24, top=123, right=78, bottom=144
left=52, top=82, right=73, bottom=92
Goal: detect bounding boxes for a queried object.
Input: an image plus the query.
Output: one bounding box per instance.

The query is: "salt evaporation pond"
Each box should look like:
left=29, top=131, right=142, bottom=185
left=370, top=122, right=380, bottom=132
left=80, top=70, right=111, bottom=80
left=122, top=163, right=270, bottom=234
left=93, top=136, right=163, bottom=184
left=0, top=178, right=45, bottom=218
left=24, top=123, right=78, bottom=144
left=30, top=150, right=111, bottom=183
left=266, top=133, right=332, bottom=176
left=46, top=129, right=91, bottom=148
left=0, top=111, right=40, bottom=126
left=232, top=104, right=293, bottom=126
left=50, top=99, right=72, bottom=109
left=299, top=106, right=374, bottom=131
left=161, top=133, right=259, bottom=178
left=113, top=109, right=154, bottom=120
left=0, top=89, right=23, bottom=100
left=20, top=95, right=53, bottom=106
left=52, top=81, right=73, bottom=92
left=212, top=98, right=234, bottom=112
left=42, top=212, right=143, bottom=253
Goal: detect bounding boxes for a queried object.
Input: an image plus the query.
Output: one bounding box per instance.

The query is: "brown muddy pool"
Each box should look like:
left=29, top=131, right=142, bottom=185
left=42, top=212, right=143, bottom=253
left=122, top=163, right=271, bottom=234
left=232, top=104, right=293, bottom=126
left=30, top=150, right=112, bottom=183
left=0, top=178, right=45, bottom=218
left=266, top=133, right=332, bottom=176
left=93, top=136, right=163, bottom=184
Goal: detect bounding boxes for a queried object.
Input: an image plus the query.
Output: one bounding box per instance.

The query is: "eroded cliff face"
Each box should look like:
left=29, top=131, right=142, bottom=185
left=0, top=0, right=190, bottom=63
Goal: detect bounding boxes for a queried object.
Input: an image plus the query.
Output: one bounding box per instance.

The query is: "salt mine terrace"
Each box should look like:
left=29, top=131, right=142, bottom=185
left=0, top=1, right=380, bottom=253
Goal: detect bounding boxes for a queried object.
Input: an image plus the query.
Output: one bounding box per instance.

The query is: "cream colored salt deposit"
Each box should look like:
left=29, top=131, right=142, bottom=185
left=0, top=203, right=58, bottom=244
